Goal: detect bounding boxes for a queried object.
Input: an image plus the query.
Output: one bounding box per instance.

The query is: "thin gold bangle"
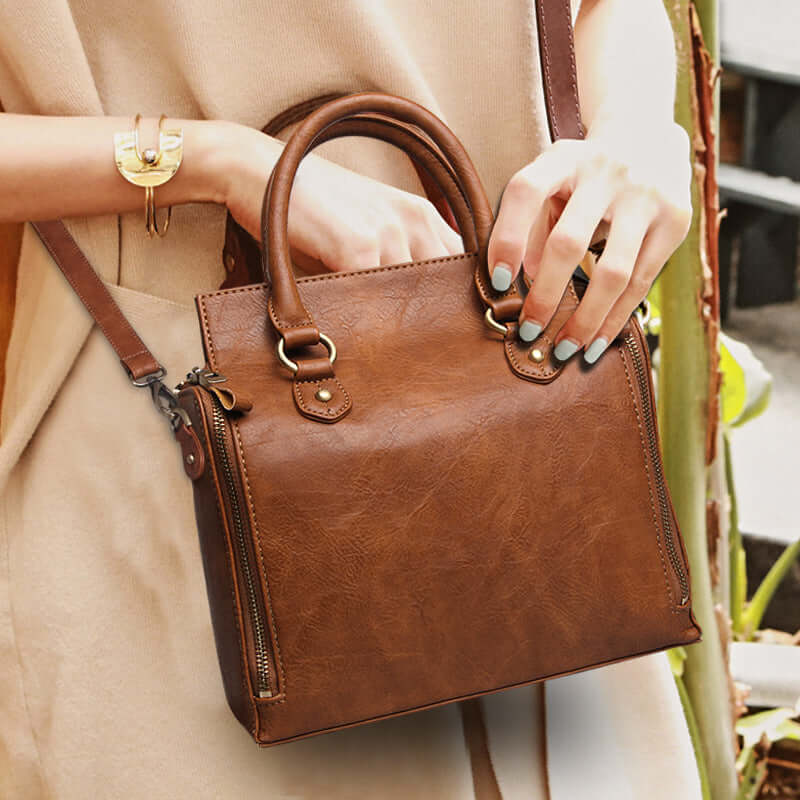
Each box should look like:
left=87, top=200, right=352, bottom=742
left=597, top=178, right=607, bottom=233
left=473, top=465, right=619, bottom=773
left=114, top=114, right=184, bottom=238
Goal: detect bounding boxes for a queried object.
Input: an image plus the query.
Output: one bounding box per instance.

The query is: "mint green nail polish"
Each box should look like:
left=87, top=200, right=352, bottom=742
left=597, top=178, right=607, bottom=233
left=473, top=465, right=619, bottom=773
left=518, top=320, right=543, bottom=342
left=490, top=264, right=512, bottom=292
left=554, top=338, right=579, bottom=361
left=584, top=337, right=608, bottom=364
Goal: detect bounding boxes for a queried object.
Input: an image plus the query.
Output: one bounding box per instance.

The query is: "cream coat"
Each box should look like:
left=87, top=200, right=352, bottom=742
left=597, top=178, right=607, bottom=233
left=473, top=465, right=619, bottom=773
left=0, top=2, right=702, bottom=797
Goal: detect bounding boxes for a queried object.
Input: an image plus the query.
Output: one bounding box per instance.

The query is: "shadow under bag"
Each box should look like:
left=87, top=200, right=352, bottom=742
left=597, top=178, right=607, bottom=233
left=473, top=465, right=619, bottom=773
left=31, top=0, right=701, bottom=747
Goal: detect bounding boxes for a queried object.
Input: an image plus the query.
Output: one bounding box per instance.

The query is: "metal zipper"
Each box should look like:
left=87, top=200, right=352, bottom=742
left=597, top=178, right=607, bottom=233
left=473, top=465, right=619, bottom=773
left=187, top=368, right=273, bottom=698
left=623, top=331, right=691, bottom=605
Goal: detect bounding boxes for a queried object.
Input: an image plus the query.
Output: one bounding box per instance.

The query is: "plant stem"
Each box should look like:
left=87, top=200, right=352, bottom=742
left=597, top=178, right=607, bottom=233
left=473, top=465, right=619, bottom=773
left=661, top=1, right=738, bottom=797
left=725, top=432, right=745, bottom=632
left=676, top=674, right=713, bottom=800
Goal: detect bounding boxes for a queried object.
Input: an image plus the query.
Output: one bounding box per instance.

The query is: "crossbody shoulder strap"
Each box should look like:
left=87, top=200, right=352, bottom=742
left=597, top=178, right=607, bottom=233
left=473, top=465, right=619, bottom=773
left=535, top=0, right=585, bottom=140
left=30, top=0, right=583, bottom=391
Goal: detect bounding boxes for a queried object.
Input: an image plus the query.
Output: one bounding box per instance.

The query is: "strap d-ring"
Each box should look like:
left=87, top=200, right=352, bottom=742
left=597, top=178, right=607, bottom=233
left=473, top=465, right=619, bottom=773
left=277, top=332, right=337, bottom=375
left=484, top=307, right=512, bottom=336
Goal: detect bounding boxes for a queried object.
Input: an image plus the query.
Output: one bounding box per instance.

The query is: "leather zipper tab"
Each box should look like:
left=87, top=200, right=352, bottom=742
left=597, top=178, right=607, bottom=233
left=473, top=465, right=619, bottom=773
left=181, top=367, right=253, bottom=414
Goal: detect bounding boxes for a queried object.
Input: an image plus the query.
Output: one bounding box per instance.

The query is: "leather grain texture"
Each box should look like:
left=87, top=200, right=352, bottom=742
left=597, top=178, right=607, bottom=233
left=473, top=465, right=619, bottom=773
left=191, top=248, right=701, bottom=746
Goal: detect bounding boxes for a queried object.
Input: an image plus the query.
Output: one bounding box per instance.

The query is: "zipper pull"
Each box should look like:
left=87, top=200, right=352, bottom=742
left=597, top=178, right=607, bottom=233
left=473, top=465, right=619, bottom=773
left=182, top=367, right=253, bottom=414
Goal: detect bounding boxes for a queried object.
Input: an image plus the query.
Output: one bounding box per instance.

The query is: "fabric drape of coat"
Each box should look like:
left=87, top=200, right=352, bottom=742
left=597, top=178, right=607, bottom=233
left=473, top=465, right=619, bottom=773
left=0, top=1, right=702, bottom=797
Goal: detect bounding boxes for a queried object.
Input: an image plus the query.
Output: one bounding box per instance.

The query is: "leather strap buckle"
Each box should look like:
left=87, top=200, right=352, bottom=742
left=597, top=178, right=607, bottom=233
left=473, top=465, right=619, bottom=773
left=130, top=365, right=167, bottom=387
left=129, top=366, right=190, bottom=431
left=148, top=378, right=191, bottom=432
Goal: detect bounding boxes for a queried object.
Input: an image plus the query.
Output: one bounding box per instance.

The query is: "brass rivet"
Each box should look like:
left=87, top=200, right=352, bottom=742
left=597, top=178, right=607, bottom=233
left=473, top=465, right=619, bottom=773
left=315, top=388, right=332, bottom=402
left=186, top=453, right=195, bottom=465
left=528, top=347, right=545, bottom=363
left=223, top=252, right=235, bottom=273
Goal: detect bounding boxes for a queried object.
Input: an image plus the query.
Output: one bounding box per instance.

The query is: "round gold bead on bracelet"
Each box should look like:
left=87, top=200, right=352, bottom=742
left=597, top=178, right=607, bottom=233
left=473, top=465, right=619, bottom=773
left=113, top=113, right=184, bottom=237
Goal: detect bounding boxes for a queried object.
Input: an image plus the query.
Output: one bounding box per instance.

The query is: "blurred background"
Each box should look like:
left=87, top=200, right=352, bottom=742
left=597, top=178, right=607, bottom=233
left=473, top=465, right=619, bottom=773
left=717, top=0, right=798, bottom=634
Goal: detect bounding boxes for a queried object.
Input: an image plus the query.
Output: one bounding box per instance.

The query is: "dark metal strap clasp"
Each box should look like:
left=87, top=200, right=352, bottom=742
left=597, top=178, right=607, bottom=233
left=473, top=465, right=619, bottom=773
left=129, top=366, right=190, bottom=431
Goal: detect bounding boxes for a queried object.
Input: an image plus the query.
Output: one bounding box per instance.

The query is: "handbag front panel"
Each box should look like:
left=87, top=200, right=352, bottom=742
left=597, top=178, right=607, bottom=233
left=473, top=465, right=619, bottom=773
left=195, top=252, right=700, bottom=745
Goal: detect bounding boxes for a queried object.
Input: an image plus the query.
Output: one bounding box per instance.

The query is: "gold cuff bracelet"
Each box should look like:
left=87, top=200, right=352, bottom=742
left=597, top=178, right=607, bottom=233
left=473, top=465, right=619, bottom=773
left=114, top=114, right=184, bottom=238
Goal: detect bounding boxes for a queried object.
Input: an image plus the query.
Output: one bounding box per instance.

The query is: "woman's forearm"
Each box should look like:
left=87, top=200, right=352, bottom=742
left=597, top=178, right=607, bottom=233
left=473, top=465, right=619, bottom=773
left=0, top=114, right=281, bottom=223
left=574, top=0, right=678, bottom=135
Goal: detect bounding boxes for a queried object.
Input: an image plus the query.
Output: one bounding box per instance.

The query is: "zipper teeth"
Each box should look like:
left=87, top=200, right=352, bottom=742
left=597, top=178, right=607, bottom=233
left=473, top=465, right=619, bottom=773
left=624, top=332, right=690, bottom=605
left=210, top=398, right=273, bottom=697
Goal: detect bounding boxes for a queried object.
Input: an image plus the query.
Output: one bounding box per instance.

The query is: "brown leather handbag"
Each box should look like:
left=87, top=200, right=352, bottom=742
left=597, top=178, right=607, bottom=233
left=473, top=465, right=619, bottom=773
left=30, top=0, right=700, bottom=747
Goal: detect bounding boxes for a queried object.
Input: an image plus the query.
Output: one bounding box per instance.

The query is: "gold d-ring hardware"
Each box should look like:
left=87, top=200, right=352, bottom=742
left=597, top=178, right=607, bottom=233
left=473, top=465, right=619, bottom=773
left=483, top=307, right=510, bottom=335
left=114, top=114, right=183, bottom=237
left=276, top=332, right=337, bottom=375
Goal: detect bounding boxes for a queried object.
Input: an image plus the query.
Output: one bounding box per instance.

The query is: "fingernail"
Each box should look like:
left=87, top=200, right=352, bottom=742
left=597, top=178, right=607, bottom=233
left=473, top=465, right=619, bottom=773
left=584, top=337, right=608, bottom=364
left=490, top=263, right=513, bottom=292
left=554, top=338, right=579, bottom=361
left=518, top=319, right=543, bottom=342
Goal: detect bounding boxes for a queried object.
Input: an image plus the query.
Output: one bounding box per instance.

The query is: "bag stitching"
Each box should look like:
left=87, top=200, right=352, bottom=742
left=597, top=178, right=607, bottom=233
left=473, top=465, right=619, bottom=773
left=502, top=279, right=579, bottom=381
left=294, top=378, right=351, bottom=418
left=562, top=0, right=585, bottom=138
left=538, top=2, right=559, bottom=139
left=196, top=252, right=480, bottom=308
left=268, top=294, right=315, bottom=330
left=617, top=343, right=677, bottom=611
left=504, top=335, right=558, bottom=379
left=41, top=232, right=153, bottom=368
left=230, top=418, right=289, bottom=705
left=197, top=301, right=289, bottom=702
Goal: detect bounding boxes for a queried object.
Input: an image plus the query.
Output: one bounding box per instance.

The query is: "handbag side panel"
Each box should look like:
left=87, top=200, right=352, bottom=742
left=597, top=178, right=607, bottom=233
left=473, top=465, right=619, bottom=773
left=177, top=386, right=258, bottom=736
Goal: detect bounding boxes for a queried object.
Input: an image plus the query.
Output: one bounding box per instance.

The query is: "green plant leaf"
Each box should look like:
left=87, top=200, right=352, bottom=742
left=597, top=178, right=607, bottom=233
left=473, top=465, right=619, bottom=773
left=732, top=546, right=748, bottom=637
left=736, top=707, right=800, bottom=748
left=719, top=331, right=772, bottom=428
left=741, top=538, right=800, bottom=638
left=667, top=646, right=688, bottom=677
left=777, top=719, right=800, bottom=741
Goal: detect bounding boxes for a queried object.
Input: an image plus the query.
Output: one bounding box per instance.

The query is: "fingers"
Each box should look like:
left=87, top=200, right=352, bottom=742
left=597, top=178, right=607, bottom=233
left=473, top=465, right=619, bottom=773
left=517, top=174, right=616, bottom=345
left=548, top=198, right=652, bottom=357
left=578, top=219, right=688, bottom=362
left=415, top=194, right=465, bottom=256
left=321, top=195, right=461, bottom=270
left=437, top=217, right=465, bottom=256
left=487, top=144, right=579, bottom=291
left=407, top=204, right=464, bottom=261
left=483, top=121, right=693, bottom=363
left=519, top=200, right=557, bottom=286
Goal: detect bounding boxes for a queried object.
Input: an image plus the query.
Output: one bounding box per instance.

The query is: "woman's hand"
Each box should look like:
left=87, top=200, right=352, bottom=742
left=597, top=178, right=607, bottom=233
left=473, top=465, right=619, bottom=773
left=487, top=119, right=692, bottom=363
left=222, top=123, right=463, bottom=274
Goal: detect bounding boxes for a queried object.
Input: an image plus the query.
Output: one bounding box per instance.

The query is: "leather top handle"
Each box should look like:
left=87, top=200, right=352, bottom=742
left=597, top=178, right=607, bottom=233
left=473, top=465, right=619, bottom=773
left=261, top=92, right=521, bottom=354
left=311, top=114, right=471, bottom=236
left=221, top=93, right=459, bottom=289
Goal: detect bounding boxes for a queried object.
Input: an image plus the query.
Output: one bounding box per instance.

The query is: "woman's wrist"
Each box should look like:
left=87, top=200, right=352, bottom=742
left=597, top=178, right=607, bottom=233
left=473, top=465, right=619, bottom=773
left=195, top=120, right=284, bottom=210
left=156, top=118, right=246, bottom=208
left=0, top=113, right=283, bottom=224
